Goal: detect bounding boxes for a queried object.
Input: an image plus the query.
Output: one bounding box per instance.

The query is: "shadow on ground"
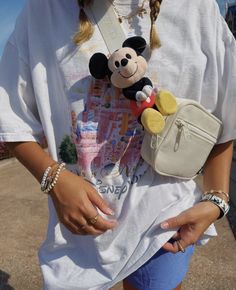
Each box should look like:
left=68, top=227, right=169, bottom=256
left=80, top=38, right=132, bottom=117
left=0, top=270, right=14, bottom=290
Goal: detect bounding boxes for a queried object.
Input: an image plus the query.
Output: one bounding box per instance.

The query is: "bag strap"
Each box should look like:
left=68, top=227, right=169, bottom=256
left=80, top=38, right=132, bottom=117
left=90, top=0, right=126, bottom=53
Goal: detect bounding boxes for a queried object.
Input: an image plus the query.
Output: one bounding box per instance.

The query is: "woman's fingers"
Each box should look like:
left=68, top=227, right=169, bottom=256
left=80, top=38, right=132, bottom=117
left=171, top=231, right=180, bottom=240
left=66, top=211, right=116, bottom=236
left=160, top=211, right=189, bottom=230
left=160, top=203, right=217, bottom=253
left=87, top=188, right=114, bottom=216
left=161, top=241, right=179, bottom=253
left=160, top=210, right=197, bottom=253
left=61, top=218, right=87, bottom=235
left=79, top=194, right=117, bottom=231
left=64, top=196, right=117, bottom=235
left=51, top=171, right=117, bottom=235
left=87, top=214, right=117, bottom=231
left=71, top=211, right=117, bottom=235
left=68, top=216, right=104, bottom=235
left=162, top=238, right=188, bottom=253
left=82, top=210, right=117, bottom=233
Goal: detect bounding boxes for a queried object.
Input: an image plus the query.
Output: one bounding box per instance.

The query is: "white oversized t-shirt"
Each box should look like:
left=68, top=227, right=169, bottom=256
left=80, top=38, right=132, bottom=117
left=0, top=0, right=236, bottom=289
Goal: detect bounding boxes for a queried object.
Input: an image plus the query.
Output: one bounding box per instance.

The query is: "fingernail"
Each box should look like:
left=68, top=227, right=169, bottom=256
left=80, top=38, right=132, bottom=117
left=107, top=208, right=115, bottom=216
left=160, top=222, right=169, bottom=229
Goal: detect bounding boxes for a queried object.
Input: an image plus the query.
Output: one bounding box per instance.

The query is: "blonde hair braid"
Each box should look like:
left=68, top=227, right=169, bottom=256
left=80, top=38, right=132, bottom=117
left=74, top=0, right=162, bottom=50
left=149, top=0, right=162, bottom=49
left=73, top=0, right=94, bottom=45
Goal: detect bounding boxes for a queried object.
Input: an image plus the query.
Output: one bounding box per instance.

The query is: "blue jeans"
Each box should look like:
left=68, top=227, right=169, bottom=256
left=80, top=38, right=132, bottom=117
left=125, top=243, right=194, bottom=290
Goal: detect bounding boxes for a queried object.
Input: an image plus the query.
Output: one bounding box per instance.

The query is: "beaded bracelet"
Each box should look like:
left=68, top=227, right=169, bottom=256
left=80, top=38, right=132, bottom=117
left=40, top=162, right=58, bottom=192
left=201, top=194, right=230, bottom=219
left=204, top=189, right=230, bottom=203
left=41, top=162, right=66, bottom=193
left=40, top=166, right=52, bottom=191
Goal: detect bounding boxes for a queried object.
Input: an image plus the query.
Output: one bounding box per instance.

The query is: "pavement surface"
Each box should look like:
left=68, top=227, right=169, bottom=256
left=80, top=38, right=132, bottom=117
left=0, top=158, right=236, bottom=290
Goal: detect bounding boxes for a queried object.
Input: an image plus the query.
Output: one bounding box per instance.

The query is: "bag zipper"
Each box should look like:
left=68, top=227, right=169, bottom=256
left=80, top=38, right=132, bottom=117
left=174, top=119, right=216, bottom=151
left=178, top=117, right=218, bottom=139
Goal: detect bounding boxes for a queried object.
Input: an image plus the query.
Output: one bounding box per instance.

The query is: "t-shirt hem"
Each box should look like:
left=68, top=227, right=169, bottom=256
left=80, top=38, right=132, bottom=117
left=109, top=232, right=176, bottom=288
left=39, top=232, right=174, bottom=290
left=0, top=132, right=43, bottom=143
left=217, top=130, right=236, bottom=144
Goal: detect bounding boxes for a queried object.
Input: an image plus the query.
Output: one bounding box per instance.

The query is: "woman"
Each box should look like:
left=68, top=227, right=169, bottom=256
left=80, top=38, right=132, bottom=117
left=0, top=0, right=235, bottom=289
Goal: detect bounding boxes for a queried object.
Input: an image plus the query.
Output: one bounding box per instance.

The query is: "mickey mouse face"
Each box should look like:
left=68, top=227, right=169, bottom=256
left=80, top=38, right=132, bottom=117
left=108, top=47, right=147, bottom=89
left=108, top=47, right=137, bottom=75
left=89, top=36, right=148, bottom=88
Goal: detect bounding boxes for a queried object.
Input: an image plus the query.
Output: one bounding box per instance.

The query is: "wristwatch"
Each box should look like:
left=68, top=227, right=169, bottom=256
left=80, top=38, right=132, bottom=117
left=201, top=194, right=230, bottom=219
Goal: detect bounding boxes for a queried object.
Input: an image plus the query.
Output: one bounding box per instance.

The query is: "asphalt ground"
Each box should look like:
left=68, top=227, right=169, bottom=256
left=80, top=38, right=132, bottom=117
left=0, top=158, right=236, bottom=290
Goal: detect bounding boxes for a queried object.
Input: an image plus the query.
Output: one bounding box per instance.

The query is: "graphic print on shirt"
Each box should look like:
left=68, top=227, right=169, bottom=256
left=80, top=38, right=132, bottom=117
left=59, top=77, right=148, bottom=199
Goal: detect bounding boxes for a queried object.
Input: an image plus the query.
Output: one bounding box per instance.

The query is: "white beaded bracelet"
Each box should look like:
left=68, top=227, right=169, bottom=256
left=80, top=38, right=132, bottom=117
left=201, top=194, right=230, bottom=219
left=42, top=162, right=66, bottom=193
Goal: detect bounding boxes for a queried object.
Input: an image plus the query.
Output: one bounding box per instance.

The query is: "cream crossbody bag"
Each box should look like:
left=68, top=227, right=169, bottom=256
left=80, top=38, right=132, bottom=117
left=141, top=99, right=222, bottom=179
left=91, top=0, right=223, bottom=180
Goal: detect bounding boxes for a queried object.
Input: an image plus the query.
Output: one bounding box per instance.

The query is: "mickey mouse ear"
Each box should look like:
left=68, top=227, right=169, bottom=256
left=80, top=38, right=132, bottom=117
left=89, top=53, right=109, bottom=79
left=122, top=36, right=147, bottom=55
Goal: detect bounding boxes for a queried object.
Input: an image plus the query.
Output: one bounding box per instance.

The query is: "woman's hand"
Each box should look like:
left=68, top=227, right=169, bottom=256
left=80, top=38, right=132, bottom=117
left=50, top=169, right=117, bottom=236
left=6, top=142, right=116, bottom=236
left=160, top=201, right=221, bottom=253
left=161, top=141, right=233, bottom=253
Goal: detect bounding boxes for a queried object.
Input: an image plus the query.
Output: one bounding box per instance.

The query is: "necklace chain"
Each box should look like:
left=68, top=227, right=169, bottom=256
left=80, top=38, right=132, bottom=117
left=108, top=0, right=148, bottom=24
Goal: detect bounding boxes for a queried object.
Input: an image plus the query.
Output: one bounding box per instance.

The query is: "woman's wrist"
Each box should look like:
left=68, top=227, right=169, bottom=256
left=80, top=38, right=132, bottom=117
left=201, top=192, right=230, bottom=219
left=199, top=200, right=222, bottom=221
left=203, top=189, right=230, bottom=203
left=49, top=169, right=79, bottom=197
left=40, top=162, right=66, bottom=194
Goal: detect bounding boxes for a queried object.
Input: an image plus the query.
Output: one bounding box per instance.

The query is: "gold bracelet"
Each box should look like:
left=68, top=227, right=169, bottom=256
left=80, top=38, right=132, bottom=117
left=204, top=190, right=230, bottom=203
left=43, top=162, right=66, bottom=193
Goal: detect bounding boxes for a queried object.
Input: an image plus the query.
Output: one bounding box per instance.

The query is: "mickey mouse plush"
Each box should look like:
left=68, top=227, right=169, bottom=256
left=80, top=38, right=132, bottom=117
left=89, top=36, right=177, bottom=134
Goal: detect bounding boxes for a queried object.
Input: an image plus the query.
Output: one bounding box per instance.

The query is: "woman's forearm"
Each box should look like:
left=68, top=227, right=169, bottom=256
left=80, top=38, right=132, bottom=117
left=6, top=143, right=116, bottom=235
left=203, top=141, right=234, bottom=195
left=7, top=142, right=56, bottom=183
left=8, top=140, right=234, bottom=196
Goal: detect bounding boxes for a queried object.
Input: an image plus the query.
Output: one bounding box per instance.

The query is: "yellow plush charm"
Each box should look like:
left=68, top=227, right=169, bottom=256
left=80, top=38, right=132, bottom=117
left=141, top=90, right=177, bottom=134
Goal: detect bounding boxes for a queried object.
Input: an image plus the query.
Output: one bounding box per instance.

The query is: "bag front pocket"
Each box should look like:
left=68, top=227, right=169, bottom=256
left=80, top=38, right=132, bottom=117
left=174, top=119, right=216, bottom=151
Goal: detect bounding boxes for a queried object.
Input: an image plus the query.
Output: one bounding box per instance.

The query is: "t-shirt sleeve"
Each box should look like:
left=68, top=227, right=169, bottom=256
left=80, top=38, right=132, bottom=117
left=0, top=40, right=44, bottom=143
left=215, top=15, right=236, bottom=144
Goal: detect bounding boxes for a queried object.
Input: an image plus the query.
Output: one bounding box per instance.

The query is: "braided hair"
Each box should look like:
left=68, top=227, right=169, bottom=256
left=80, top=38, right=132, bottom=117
left=149, top=0, right=162, bottom=49
left=73, top=0, right=94, bottom=44
left=73, top=0, right=162, bottom=49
